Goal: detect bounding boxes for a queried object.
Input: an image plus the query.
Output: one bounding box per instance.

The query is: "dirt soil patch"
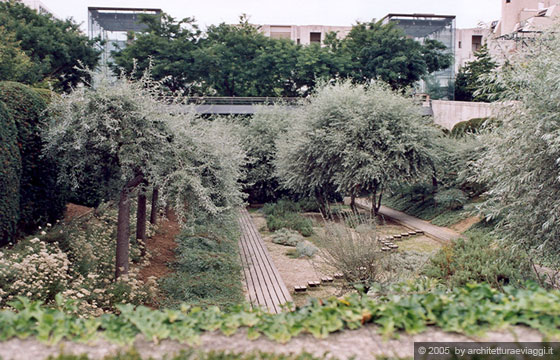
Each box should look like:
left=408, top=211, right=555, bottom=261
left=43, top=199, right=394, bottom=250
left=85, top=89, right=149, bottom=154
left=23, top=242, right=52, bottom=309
left=139, top=212, right=181, bottom=283
left=64, top=203, right=93, bottom=222
left=450, top=216, right=481, bottom=233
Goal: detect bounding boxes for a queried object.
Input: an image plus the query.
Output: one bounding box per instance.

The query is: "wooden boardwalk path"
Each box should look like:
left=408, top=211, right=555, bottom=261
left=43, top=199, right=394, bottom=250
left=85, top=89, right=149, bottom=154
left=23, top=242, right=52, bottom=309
left=355, top=199, right=461, bottom=243
left=238, top=208, right=293, bottom=313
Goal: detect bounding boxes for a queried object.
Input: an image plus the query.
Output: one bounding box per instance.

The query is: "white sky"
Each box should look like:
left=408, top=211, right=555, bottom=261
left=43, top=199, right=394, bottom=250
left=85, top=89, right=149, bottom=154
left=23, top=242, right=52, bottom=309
left=42, top=0, right=502, bottom=31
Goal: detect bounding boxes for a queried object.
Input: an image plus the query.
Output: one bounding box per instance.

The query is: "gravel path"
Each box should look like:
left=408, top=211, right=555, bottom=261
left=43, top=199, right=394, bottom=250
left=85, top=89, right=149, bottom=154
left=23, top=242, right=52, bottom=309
left=0, top=326, right=548, bottom=360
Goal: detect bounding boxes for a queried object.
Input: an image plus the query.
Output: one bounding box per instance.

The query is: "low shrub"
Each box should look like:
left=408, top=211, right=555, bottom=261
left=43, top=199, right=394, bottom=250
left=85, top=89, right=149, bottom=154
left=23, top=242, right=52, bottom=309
left=295, top=240, right=318, bottom=258
left=434, top=189, right=467, bottom=210
left=423, top=229, right=537, bottom=289
left=271, top=228, right=304, bottom=247
left=263, top=200, right=314, bottom=236
left=451, top=117, right=492, bottom=137
left=161, top=216, right=244, bottom=309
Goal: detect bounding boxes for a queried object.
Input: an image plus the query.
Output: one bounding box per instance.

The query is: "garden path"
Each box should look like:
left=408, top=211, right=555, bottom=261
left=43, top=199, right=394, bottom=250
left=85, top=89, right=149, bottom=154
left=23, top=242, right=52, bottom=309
left=355, top=199, right=462, bottom=243
left=238, top=208, right=293, bottom=313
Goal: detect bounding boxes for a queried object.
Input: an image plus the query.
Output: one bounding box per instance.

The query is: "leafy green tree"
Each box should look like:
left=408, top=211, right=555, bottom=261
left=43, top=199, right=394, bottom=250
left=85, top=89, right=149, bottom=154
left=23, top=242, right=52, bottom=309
left=455, top=45, right=498, bottom=102
left=111, top=13, right=202, bottom=94
left=0, top=0, right=100, bottom=92
left=276, top=81, right=439, bottom=216
left=473, top=29, right=560, bottom=265
left=194, top=17, right=295, bottom=96
left=339, top=21, right=452, bottom=90
left=0, top=26, right=35, bottom=84
left=241, top=105, right=291, bottom=202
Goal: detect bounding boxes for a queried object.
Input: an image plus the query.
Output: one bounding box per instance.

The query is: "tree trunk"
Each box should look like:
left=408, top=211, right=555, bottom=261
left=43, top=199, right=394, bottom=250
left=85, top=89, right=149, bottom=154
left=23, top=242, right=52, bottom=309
left=136, top=191, right=147, bottom=258
left=115, top=174, right=144, bottom=279
left=350, top=192, right=357, bottom=214
left=116, top=187, right=131, bottom=279
left=150, top=187, right=159, bottom=225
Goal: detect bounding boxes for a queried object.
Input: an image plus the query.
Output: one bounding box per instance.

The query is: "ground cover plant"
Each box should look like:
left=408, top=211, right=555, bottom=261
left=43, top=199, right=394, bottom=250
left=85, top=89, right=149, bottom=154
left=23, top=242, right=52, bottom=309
left=49, top=350, right=331, bottom=360
left=0, top=281, right=559, bottom=346
left=261, top=200, right=314, bottom=237
left=161, top=214, right=244, bottom=309
left=423, top=226, right=537, bottom=289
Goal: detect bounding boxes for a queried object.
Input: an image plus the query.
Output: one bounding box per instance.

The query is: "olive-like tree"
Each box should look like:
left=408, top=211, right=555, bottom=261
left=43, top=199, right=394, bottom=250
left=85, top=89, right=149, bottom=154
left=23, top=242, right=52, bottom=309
left=276, top=81, right=439, bottom=216
left=45, top=74, right=247, bottom=278
left=473, top=28, right=560, bottom=265
left=44, top=74, right=174, bottom=278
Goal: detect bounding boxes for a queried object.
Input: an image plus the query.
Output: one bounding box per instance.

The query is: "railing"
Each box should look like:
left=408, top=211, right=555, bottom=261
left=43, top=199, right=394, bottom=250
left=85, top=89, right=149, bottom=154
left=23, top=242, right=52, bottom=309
left=185, top=97, right=301, bottom=105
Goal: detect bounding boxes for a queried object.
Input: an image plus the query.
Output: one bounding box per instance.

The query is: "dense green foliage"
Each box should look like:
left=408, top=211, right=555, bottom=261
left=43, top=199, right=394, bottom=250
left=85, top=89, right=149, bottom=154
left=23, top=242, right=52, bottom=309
left=1, top=281, right=560, bottom=346
left=241, top=106, right=291, bottom=203
left=0, top=81, right=65, bottom=238
left=451, top=117, right=491, bottom=137
left=262, top=200, right=314, bottom=236
left=454, top=45, right=498, bottom=102
left=0, top=26, right=34, bottom=84
left=275, top=81, right=440, bottom=215
left=472, top=28, right=560, bottom=265
left=339, top=23, right=452, bottom=90
left=112, top=14, right=451, bottom=96
left=0, top=1, right=100, bottom=92
left=423, top=229, right=536, bottom=289
left=0, top=101, right=21, bottom=245
left=162, top=216, right=244, bottom=308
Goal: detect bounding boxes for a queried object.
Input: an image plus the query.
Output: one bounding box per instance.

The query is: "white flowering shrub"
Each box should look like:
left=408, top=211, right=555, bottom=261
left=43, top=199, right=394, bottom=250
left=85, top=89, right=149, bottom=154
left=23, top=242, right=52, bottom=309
left=0, top=204, right=157, bottom=316
left=0, top=237, right=70, bottom=303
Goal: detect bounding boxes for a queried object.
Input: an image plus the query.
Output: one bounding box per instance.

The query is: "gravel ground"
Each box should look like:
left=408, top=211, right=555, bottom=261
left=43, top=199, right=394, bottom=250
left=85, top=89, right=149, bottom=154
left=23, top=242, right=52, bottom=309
left=0, top=326, right=549, bottom=360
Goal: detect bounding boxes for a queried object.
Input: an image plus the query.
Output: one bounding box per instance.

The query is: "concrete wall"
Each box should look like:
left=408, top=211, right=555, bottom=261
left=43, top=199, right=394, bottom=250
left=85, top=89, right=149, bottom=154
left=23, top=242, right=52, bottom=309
left=431, top=100, right=497, bottom=130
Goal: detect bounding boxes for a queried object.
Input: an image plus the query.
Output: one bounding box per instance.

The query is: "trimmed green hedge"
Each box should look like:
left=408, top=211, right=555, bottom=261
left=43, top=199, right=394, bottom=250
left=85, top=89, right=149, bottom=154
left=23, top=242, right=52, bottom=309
left=0, top=81, right=65, bottom=236
left=0, top=101, right=21, bottom=245
left=451, top=117, right=491, bottom=137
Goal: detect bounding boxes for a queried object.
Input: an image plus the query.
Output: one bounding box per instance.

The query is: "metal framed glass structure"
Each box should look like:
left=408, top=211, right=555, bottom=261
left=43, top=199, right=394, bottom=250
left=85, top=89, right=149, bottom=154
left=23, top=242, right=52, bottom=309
left=381, top=13, right=456, bottom=100
left=88, top=7, right=162, bottom=67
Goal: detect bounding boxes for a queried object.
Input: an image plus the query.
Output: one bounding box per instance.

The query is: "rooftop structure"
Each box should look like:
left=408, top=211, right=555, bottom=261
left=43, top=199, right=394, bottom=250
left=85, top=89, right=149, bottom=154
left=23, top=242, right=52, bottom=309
left=494, top=0, right=560, bottom=38
left=88, top=6, right=162, bottom=66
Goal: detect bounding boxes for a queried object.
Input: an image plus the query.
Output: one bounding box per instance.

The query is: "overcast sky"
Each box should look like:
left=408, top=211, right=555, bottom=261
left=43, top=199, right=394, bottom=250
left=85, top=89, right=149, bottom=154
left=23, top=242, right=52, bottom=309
left=42, top=0, right=502, bottom=31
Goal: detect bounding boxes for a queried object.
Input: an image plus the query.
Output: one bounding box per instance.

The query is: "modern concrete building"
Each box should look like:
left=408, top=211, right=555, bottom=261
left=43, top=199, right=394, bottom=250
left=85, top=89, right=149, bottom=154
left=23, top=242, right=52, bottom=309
left=88, top=6, right=162, bottom=66
left=381, top=13, right=456, bottom=99
left=259, top=24, right=352, bottom=45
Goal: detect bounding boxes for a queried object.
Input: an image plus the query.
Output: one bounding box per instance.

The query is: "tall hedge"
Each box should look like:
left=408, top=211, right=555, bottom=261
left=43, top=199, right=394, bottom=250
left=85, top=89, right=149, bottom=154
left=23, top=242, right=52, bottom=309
left=0, top=101, right=21, bottom=245
left=0, top=81, right=65, bottom=236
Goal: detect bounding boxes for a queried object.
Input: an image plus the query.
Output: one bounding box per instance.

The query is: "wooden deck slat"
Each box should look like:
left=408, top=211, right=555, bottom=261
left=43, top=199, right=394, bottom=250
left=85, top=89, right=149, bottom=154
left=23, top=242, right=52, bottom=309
left=240, top=215, right=285, bottom=312
left=237, top=208, right=293, bottom=313
left=242, top=214, right=292, bottom=304
left=238, top=218, right=279, bottom=312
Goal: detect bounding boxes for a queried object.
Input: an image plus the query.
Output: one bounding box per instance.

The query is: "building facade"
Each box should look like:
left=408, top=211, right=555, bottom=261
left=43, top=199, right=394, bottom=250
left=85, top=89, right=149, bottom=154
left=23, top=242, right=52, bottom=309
left=259, top=24, right=352, bottom=45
